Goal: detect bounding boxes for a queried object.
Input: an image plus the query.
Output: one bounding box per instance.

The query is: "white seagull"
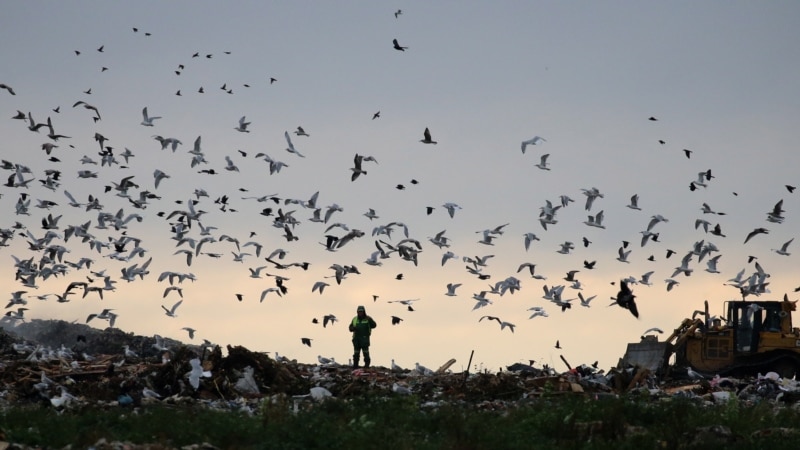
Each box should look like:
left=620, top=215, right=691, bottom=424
left=520, top=136, right=546, bottom=154
left=161, top=299, right=183, bottom=317
left=235, top=116, right=251, bottom=132
left=535, top=153, right=551, bottom=170
left=773, top=238, right=794, bottom=256
left=140, top=107, right=162, bottom=126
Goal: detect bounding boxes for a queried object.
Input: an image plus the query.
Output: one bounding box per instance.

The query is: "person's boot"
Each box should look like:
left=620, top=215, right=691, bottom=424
left=352, top=355, right=359, bottom=368
left=364, top=358, right=370, bottom=368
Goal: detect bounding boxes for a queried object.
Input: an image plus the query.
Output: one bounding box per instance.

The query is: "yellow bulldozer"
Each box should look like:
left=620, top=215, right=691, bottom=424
left=620, top=298, right=800, bottom=379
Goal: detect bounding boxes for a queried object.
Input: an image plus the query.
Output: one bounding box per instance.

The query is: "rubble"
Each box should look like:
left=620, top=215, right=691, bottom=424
left=1, top=319, right=800, bottom=416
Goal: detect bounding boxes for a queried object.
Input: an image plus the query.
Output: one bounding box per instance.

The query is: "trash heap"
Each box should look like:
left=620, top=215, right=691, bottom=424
left=2, top=319, right=800, bottom=414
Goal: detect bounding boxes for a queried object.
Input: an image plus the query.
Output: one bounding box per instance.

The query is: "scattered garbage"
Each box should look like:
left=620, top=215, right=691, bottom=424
left=1, top=319, right=799, bottom=417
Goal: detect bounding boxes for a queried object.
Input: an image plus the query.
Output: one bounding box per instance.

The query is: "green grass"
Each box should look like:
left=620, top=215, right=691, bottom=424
left=2, top=394, right=800, bottom=449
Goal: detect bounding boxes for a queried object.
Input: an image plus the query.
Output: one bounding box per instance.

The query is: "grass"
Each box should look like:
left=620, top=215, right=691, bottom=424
left=2, top=394, right=800, bottom=449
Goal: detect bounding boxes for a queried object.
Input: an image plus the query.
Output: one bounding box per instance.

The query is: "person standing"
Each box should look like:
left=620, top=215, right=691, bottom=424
left=349, top=305, right=377, bottom=368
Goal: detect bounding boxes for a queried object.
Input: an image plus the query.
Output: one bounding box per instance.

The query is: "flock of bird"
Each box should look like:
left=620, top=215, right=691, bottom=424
left=1, top=7, right=798, bottom=371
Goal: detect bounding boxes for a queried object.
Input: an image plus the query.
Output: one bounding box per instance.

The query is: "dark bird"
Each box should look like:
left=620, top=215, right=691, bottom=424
left=270, top=77, right=277, bottom=84
left=787, top=185, right=796, bottom=193
left=666, top=249, right=676, bottom=258
left=426, top=206, right=435, bottom=215
left=711, top=223, right=726, bottom=237
left=614, top=280, right=639, bottom=318
left=391, top=316, right=403, bottom=325
left=583, top=260, right=596, bottom=270
left=555, top=340, right=561, bottom=349
left=658, top=140, right=666, bottom=145
left=396, top=273, right=404, bottom=280
left=683, top=149, right=692, bottom=159
left=648, top=116, right=658, bottom=121
left=392, top=38, right=408, bottom=51
left=0, top=83, right=16, bottom=95
left=235, top=293, right=243, bottom=302
left=97, top=45, right=104, bottom=52
left=301, top=337, right=312, bottom=347
left=372, top=111, right=380, bottom=120
left=582, top=237, right=592, bottom=247
left=420, top=127, right=437, bottom=144
left=689, top=182, right=697, bottom=191
left=744, top=227, right=769, bottom=244
left=312, top=318, right=319, bottom=324
left=564, top=270, right=579, bottom=282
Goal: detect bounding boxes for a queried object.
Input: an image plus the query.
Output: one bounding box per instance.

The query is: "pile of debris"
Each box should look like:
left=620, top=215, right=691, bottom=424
left=1, top=320, right=800, bottom=414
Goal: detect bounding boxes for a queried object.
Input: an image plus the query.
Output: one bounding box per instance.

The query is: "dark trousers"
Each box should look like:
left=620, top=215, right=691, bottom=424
left=353, top=342, right=370, bottom=367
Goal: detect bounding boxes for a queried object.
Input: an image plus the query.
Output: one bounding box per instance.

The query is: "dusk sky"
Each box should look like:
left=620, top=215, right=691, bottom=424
left=1, top=1, right=799, bottom=373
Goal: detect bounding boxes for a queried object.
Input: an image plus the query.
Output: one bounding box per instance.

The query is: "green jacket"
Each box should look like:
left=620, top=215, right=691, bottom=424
left=350, top=315, right=376, bottom=346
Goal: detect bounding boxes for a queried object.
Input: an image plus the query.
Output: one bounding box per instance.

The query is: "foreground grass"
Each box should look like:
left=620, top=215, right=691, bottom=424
left=2, top=394, right=800, bottom=449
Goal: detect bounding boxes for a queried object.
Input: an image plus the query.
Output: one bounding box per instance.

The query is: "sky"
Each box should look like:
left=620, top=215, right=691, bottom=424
left=1, top=1, right=800, bottom=373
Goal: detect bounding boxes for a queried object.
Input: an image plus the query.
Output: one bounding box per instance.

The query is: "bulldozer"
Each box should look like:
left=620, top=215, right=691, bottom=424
left=620, top=298, right=800, bottom=379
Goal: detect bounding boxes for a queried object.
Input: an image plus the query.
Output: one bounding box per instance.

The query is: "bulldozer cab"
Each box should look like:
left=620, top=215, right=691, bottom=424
left=727, top=300, right=785, bottom=353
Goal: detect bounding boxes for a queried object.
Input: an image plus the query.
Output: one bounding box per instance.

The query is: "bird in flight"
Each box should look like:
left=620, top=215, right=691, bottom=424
left=392, top=38, right=408, bottom=51
left=613, top=280, right=639, bottom=318
left=420, top=127, right=437, bottom=144
left=520, top=136, right=546, bottom=154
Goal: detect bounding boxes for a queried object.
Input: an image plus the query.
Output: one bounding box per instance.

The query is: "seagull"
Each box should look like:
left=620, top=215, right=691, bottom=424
left=284, top=131, right=304, bottom=157
left=294, top=126, right=309, bottom=137
left=312, top=281, right=329, bottom=294
left=687, top=367, right=705, bottom=380
left=235, top=116, right=251, bottom=132
left=626, top=194, right=642, bottom=210
left=392, top=382, right=411, bottom=395
left=392, top=38, right=408, bottom=51
left=520, top=136, right=546, bottom=154
left=445, top=282, right=462, bottom=296
left=642, top=327, right=664, bottom=335
left=187, top=358, right=211, bottom=390
left=744, top=227, right=769, bottom=244
left=578, top=292, right=595, bottom=307
left=647, top=214, right=669, bottom=231
left=181, top=327, right=196, bottom=339
left=161, top=299, right=183, bottom=317
left=664, top=278, right=680, bottom=291
left=771, top=238, right=794, bottom=256
left=323, top=314, right=337, bottom=327
left=616, top=246, right=631, bottom=263
left=140, top=107, right=161, bottom=126
left=523, top=232, right=540, bottom=251
left=420, top=127, right=437, bottom=144
left=535, top=153, right=551, bottom=170
left=584, top=210, right=605, bottom=229
left=705, top=254, right=722, bottom=274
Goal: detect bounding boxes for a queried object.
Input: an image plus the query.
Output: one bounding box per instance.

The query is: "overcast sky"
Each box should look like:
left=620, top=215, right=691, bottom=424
left=1, top=1, right=799, bottom=373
